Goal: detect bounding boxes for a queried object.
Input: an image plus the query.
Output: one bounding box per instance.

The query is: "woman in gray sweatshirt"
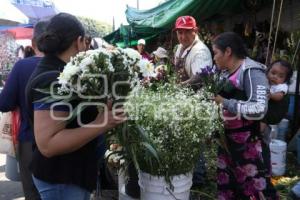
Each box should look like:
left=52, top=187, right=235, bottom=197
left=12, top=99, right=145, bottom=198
left=212, top=32, right=278, bottom=200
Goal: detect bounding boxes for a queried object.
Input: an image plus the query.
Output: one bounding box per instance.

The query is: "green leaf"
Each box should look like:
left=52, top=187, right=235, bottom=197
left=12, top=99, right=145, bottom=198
left=136, top=125, right=152, bottom=142
left=129, top=145, right=140, bottom=171
left=140, top=142, right=160, bottom=162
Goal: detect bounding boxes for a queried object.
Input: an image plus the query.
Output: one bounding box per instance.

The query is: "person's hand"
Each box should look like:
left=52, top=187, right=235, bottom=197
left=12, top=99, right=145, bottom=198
left=95, top=99, right=127, bottom=130
left=214, top=95, right=224, bottom=105
left=96, top=107, right=127, bottom=129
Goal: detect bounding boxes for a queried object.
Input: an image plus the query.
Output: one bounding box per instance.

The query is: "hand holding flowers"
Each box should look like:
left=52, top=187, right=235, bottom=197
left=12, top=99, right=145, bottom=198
left=214, top=95, right=225, bottom=105
left=197, top=65, right=225, bottom=96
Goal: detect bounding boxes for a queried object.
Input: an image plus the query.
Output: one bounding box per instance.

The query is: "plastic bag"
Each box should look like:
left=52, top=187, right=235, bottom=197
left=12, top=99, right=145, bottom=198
left=0, top=110, right=20, bottom=157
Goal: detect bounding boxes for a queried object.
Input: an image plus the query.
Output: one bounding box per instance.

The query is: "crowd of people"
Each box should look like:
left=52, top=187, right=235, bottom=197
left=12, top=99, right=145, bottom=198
left=0, top=12, right=299, bottom=200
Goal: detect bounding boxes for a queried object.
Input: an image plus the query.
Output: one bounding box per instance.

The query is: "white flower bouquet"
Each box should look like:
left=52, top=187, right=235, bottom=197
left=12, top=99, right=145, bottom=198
left=57, top=47, right=141, bottom=99
left=36, top=47, right=143, bottom=117
left=119, top=83, right=221, bottom=180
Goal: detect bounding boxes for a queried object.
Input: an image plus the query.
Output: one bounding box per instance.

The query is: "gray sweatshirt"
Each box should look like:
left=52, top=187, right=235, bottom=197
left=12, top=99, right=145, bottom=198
left=222, top=58, right=269, bottom=120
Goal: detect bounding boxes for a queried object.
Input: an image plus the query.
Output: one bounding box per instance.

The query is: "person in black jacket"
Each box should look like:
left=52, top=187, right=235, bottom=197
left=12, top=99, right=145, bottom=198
left=26, top=13, right=126, bottom=200
left=0, top=20, right=48, bottom=200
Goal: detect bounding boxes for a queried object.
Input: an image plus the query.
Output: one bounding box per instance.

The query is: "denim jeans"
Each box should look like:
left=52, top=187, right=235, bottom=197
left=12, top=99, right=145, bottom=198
left=32, top=176, right=90, bottom=200
left=292, top=181, right=300, bottom=197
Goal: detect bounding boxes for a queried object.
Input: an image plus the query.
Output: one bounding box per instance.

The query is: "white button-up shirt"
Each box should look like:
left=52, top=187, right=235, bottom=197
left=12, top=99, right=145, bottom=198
left=175, top=36, right=212, bottom=78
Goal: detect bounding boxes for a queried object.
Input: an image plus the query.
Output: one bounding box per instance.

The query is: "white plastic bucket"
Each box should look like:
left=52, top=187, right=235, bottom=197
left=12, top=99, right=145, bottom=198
left=138, top=171, right=193, bottom=200
left=272, top=164, right=286, bottom=176
left=270, top=139, right=287, bottom=176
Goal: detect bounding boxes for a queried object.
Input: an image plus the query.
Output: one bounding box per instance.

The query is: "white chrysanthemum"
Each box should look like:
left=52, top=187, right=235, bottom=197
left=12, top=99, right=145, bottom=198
left=79, top=56, right=94, bottom=70
left=58, top=63, right=80, bottom=84
left=138, top=59, right=155, bottom=77
left=123, top=48, right=142, bottom=61
left=92, top=47, right=111, bottom=57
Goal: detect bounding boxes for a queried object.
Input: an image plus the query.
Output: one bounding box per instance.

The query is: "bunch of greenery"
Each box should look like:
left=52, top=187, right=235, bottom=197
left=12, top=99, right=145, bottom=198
left=118, top=83, right=221, bottom=184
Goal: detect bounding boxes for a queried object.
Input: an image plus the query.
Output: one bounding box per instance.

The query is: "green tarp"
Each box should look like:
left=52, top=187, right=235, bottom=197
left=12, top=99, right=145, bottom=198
left=125, top=0, right=241, bottom=34
left=104, top=0, right=271, bottom=46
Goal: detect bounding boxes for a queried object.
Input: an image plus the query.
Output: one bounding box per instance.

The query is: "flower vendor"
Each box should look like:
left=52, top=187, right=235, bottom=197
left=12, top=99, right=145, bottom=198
left=213, top=32, right=279, bottom=200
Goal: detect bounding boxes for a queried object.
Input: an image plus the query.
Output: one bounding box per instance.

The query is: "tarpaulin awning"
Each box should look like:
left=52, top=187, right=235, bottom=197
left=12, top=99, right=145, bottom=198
left=126, top=0, right=271, bottom=34
left=0, top=24, right=33, bottom=31
left=104, top=0, right=271, bottom=46
left=13, top=3, right=57, bottom=23
left=0, top=0, right=29, bottom=25
left=5, top=27, right=33, bottom=39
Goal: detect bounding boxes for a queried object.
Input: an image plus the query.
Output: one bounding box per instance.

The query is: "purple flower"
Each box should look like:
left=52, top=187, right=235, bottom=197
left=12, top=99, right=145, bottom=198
left=217, top=172, right=230, bottom=185
left=229, top=131, right=250, bottom=144
left=234, top=166, right=247, bottom=183
left=243, top=164, right=258, bottom=177
left=243, top=142, right=260, bottom=160
left=253, top=177, right=266, bottom=190
left=243, top=180, right=256, bottom=196
left=218, top=190, right=234, bottom=200
left=217, top=154, right=230, bottom=169
left=198, top=65, right=215, bottom=76
left=255, top=141, right=262, bottom=153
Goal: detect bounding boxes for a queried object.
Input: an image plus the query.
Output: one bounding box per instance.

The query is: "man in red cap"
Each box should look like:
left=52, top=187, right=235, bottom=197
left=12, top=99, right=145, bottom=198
left=174, top=15, right=212, bottom=87
left=173, top=16, right=212, bottom=187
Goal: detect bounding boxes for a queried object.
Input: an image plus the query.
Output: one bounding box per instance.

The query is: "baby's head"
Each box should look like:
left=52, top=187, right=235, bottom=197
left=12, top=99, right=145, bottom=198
left=267, top=60, right=293, bottom=85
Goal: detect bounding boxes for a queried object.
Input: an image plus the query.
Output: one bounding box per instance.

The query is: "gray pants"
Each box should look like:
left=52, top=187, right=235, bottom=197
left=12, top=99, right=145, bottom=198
left=18, top=142, right=40, bottom=200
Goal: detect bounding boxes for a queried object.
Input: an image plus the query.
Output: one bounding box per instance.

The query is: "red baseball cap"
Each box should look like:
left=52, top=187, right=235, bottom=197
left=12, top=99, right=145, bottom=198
left=174, top=16, right=197, bottom=30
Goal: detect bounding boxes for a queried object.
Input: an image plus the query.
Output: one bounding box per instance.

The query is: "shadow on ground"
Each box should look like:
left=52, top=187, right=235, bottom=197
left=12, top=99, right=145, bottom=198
left=0, top=180, right=23, bottom=200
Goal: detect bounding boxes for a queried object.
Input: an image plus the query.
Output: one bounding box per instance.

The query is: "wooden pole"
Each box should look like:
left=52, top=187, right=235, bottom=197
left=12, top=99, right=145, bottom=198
left=265, top=0, right=276, bottom=65
left=292, top=51, right=300, bottom=133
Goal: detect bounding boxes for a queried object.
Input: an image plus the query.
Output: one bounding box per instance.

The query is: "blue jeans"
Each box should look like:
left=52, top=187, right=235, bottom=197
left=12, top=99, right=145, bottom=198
left=32, top=176, right=90, bottom=200
left=292, top=181, right=300, bottom=197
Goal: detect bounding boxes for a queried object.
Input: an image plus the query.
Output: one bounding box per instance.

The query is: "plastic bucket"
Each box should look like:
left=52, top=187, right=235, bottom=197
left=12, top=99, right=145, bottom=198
left=138, top=171, right=193, bottom=200
left=277, top=119, right=289, bottom=141
left=270, top=139, right=287, bottom=176
left=272, top=164, right=286, bottom=176
left=5, top=155, right=20, bottom=181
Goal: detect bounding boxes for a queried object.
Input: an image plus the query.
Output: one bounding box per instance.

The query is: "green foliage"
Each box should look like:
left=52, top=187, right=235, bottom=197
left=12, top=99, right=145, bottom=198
left=272, top=30, right=300, bottom=69
left=77, top=16, right=112, bottom=37
left=122, top=83, right=221, bottom=179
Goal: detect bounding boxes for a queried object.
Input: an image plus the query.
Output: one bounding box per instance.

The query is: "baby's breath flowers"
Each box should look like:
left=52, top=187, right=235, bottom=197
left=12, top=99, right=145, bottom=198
left=123, top=83, right=222, bottom=177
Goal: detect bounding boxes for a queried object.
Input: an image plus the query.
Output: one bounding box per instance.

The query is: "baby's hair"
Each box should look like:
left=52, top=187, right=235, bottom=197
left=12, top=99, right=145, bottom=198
left=267, top=60, right=293, bottom=84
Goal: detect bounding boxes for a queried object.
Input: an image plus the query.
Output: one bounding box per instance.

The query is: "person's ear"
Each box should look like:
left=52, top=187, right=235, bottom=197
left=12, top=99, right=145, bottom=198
left=225, top=47, right=232, bottom=57
left=76, top=36, right=86, bottom=52
left=31, top=39, right=36, bottom=50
